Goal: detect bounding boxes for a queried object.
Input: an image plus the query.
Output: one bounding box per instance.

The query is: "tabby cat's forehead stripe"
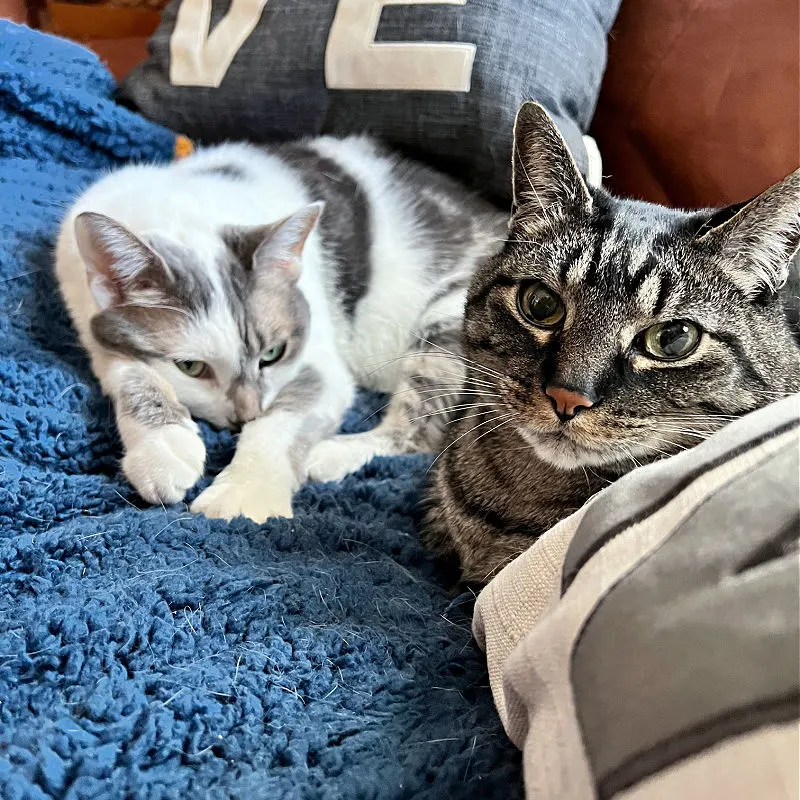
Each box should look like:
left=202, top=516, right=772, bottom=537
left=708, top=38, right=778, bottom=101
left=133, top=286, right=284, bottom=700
left=561, top=244, right=590, bottom=285
left=634, top=271, right=664, bottom=316
left=652, top=273, right=672, bottom=316
left=624, top=242, right=655, bottom=281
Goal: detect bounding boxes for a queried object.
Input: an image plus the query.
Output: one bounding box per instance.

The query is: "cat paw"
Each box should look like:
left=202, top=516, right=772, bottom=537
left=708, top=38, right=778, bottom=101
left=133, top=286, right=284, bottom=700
left=307, top=435, right=383, bottom=483
left=190, top=466, right=293, bottom=523
left=122, top=423, right=206, bottom=506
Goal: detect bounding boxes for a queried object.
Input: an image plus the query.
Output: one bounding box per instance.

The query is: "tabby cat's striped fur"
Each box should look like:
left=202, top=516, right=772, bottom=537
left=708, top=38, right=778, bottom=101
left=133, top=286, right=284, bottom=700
left=424, top=103, right=800, bottom=583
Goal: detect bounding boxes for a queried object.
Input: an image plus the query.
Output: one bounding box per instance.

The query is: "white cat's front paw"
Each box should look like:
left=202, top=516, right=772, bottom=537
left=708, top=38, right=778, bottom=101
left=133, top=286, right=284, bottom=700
left=190, top=466, right=293, bottom=523
left=122, top=423, right=206, bottom=506
left=307, top=435, right=385, bottom=483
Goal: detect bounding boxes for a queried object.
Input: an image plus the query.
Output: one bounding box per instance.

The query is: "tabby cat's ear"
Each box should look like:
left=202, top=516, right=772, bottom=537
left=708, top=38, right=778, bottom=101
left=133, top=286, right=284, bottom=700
left=511, top=102, right=591, bottom=232
left=696, top=169, right=800, bottom=298
left=252, top=202, right=325, bottom=281
left=74, top=212, right=173, bottom=310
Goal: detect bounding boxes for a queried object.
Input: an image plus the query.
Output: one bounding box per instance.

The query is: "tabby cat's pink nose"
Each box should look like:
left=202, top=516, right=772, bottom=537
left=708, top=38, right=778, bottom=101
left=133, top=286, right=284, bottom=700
left=545, top=385, right=595, bottom=419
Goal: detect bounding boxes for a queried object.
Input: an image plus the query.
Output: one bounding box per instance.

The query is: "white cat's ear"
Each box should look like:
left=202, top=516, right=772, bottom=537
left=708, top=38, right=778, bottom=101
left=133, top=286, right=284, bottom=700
left=252, top=202, right=325, bottom=281
left=696, top=170, right=800, bottom=298
left=511, top=102, right=591, bottom=232
left=74, top=212, right=172, bottom=310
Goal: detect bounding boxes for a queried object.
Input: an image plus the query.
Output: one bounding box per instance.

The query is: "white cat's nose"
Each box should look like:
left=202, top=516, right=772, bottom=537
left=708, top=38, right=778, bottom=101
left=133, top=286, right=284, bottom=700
left=232, top=383, right=260, bottom=424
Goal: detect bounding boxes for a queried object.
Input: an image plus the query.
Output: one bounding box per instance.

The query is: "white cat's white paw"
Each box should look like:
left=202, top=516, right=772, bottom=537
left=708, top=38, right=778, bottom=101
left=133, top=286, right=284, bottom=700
left=190, top=466, right=293, bottom=523
left=307, top=435, right=385, bottom=483
left=122, top=423, right=206, bottom=506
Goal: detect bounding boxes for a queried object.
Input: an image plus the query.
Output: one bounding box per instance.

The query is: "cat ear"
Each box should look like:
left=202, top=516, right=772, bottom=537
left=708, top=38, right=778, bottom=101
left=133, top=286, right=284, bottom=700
left=74, top=212, right=172, bottom=310
left=511, top=102, right=591, bottom=231
left=696, top=169, right=800, bottom=298
left=252, top=202, right=325, bottom=281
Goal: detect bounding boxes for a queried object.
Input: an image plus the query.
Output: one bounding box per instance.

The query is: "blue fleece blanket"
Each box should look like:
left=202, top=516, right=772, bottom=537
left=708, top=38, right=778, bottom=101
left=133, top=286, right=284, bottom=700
left=0, top=23, right=521, bottom=800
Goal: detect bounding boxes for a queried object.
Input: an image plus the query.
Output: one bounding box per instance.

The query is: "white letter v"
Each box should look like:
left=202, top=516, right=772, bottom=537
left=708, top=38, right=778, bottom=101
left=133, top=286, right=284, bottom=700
left=170, top=0, right=269, bottom=88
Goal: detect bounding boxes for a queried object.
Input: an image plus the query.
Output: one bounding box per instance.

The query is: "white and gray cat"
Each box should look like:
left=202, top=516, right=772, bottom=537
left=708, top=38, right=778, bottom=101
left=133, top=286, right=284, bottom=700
left=56, top=137, right=506, bottom=521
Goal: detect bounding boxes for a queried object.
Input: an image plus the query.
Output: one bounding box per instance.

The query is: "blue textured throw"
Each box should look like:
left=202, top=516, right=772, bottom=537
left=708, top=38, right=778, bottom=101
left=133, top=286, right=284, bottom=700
left=0, top=23, right=521, bottom=800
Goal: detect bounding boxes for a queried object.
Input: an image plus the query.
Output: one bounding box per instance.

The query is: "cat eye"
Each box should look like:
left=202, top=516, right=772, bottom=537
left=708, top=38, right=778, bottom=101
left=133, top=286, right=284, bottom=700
left=175, top=360, right=211, bottom=379
left=259, top=342, right=286, bottom=367
left=641, top=320, right=701, bottom=360
left=517, top=281, right=565, bottom=327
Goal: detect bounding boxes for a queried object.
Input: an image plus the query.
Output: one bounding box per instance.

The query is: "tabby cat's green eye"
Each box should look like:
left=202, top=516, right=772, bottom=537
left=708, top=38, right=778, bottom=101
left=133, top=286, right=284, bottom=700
left=175, top=360, right=210, bottom=378
left=517, top=281, right=565, bottom=328
left=259, top=342, right=286, bottom=368
left=642, top=321, right=701, bottom=361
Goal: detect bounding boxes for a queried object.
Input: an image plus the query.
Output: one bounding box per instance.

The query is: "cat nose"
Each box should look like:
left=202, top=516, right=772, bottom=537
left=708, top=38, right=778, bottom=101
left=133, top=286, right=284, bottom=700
left=545, top=384, right=595, bottom=420
left=232, top=384, right=261, bottom=424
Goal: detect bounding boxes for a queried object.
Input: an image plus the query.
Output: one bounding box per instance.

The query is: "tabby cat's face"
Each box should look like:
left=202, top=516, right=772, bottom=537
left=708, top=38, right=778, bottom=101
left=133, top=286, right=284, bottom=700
left=464, top=104, right=800, bottom=471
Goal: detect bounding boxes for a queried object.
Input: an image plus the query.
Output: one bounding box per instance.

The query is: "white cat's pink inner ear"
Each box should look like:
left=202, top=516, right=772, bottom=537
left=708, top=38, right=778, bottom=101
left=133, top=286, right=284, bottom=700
left=254, top=202, right=325, bottom=280
left=74, top=212, right=126, bottom=309
left=74, top=211, right=158, bottom=309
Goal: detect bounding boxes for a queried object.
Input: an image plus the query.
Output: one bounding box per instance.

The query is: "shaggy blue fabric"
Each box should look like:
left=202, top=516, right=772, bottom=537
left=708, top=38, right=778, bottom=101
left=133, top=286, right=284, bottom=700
left=0, top=23, right=522, bottom=800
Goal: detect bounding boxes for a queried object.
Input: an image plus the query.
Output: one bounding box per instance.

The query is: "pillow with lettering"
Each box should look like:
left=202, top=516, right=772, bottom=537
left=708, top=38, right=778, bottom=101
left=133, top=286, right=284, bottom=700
left=119, top=0, right=620, bottom=203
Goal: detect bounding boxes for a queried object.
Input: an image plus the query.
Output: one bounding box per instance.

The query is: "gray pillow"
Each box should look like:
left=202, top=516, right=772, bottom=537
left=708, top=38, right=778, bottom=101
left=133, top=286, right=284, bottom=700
left=474, top=393, right=800, bottom=799
left=119, top=0, right=620, bottom=203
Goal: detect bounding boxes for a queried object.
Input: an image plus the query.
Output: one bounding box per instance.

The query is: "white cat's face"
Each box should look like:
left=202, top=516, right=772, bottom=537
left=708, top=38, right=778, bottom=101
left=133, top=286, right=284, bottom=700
left=74, top=203, right=322, bottom=429
left=147, top=298, right=308, bottom=429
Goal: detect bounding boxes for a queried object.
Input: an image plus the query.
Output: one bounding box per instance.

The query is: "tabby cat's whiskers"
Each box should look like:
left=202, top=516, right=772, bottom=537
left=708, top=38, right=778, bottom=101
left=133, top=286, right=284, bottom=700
left=427, top=412, right=514, bottom=474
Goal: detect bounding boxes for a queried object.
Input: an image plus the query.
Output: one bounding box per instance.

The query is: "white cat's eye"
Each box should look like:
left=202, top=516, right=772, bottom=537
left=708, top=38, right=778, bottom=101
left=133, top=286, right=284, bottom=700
left=517, top=281, right=565, bottom=328
left=175, top=360, right=211, bottom=378
left=259, top=342, right=286, bottom=368
left=642, top=321, right=700, bottom=361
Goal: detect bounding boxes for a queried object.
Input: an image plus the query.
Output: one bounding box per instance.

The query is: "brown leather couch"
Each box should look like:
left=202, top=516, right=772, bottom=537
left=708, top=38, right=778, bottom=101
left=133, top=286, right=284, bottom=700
left=592, top=0, right=799, bottom=208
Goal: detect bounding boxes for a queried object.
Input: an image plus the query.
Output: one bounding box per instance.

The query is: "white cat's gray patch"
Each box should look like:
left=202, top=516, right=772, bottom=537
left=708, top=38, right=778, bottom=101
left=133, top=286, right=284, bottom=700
left=389, top=160, right=507, bottom=274
left=243, top=275, right=310, bottom=369
left=271, top=143, right=372, bottom=318
left=417, top=319, right=463, bottom=355
left=221, top=225, right=271, bottom=272
left=143, top=235, right=215, bottom=316
left=118, top=374, right=189, bottom=427
left=194, top=164, right=249, bottom=181
left=91, top=308, right=182, bottom=360
left=88, top=236, right=218, bottom=360
left=270, top=366, right=323, bottom=414
left=424, top=276, right=471, bottom=314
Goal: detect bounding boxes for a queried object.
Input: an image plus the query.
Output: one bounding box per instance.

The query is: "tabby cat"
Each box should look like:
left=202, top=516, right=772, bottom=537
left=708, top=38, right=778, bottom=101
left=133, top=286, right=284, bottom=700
left=56, top=137, right=506, bottom=522
left=424, top=102, right=800, bottom=584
